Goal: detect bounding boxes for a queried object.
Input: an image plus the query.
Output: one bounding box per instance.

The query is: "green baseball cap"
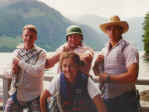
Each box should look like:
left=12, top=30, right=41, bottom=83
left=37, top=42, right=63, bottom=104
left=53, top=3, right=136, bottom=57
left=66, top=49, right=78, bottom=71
left=66, top=25, right=83, bottom=37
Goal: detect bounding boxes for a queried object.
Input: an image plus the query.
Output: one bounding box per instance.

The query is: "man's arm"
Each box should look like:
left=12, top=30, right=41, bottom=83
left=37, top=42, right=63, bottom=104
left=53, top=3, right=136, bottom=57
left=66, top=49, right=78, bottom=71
left=99, top=46, right=139, bottom=84
left=99, top=63, right=139, bottom=84
left=93, top=95, right=107, bottom=112
left=77, top=48, right=94, bottom=75
left=80, top=53, right=93, bottom=74
left=87, top=78, right=107, bottom=112
left=40, top=90, right=51, bottom=112
left=93, top=55, right=104, bottom=76
left=45, top=44, right=67, bottom=69
left=40, top=76, right=59, bottom=112
left=45, top=52, right=61, bottom=69
left=13, top=51, right=47, bottom=77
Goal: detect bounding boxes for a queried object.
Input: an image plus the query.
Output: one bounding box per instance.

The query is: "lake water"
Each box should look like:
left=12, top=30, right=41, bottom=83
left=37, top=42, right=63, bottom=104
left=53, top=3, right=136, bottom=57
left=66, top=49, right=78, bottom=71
left=1, top=51, right=149, bottom=77
left=0, top=51, right=149, bottom=105
left=0, top=51, right=149, bottom=80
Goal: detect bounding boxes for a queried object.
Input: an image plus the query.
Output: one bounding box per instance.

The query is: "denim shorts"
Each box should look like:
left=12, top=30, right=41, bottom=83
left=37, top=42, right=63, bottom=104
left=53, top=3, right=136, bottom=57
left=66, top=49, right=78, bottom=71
left=4, top=93, right=40, bottom=112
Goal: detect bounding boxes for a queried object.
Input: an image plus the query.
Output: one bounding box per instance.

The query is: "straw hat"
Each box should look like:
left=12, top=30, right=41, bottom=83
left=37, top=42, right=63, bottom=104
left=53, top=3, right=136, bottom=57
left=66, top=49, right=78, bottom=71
left=100, top=16, right=129, bottom=34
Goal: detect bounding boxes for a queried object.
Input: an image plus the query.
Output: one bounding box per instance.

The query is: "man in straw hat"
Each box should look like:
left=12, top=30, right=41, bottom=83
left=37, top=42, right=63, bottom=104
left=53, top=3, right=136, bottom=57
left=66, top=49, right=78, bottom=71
left=93, top=16, right=140, bottom=112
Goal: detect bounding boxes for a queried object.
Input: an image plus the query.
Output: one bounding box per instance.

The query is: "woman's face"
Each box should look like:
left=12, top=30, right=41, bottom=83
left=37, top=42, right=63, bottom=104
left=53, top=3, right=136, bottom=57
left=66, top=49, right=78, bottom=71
left=61, top=58, right=80, bottom=83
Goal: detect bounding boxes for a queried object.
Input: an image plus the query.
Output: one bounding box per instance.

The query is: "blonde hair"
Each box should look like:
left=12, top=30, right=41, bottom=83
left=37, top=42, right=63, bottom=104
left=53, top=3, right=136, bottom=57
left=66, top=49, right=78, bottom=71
left=59, top=51, right=84, bottom=71
left=23, top=24, right=37, bottom=34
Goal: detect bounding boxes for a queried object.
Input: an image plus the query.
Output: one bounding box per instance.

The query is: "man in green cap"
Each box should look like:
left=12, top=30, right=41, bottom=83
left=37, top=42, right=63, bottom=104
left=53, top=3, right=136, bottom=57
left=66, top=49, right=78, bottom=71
left=45, top=25, right=94, bottom=75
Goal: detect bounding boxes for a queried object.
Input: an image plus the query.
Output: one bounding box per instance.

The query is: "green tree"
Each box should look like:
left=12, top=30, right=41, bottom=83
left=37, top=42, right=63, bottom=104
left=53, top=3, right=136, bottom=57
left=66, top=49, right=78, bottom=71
left=143, top=12, right=149, bottom=55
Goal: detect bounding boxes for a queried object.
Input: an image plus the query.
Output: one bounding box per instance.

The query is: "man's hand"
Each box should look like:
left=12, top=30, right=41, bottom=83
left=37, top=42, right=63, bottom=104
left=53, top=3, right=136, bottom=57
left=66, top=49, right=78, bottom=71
left=96, top=55, right=104, bottom=63
left=99, top=73, right=108, bottom=84
left=93, top=55, right=104, bottom=76
left=12, top=57, right=20, bottom=74
left=80, top=53, right=93, bottom=64
left=78, top=53, right=93, bottom=75
left=13, top=57, right=20, bottom=66
left=12, top=64, right=20, bottom=74
left=45, top=59, right=50, bottom=69
left=45, top=52, right=61, bottom=69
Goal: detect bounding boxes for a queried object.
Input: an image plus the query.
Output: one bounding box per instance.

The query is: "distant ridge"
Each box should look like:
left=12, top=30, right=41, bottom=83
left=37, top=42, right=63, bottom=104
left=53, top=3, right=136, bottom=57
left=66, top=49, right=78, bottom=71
left=72, top=14, right=144, bottom=50
left=1, top=0, right=143, bottom=51
left=0, top=0, right=106, bottom=51
left=0, top=0, right=70, bottom=51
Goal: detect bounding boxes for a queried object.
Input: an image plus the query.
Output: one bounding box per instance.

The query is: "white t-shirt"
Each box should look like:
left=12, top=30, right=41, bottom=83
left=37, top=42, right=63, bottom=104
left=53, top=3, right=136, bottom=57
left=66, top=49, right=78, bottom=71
left=47, top=75, right=101, bottom=99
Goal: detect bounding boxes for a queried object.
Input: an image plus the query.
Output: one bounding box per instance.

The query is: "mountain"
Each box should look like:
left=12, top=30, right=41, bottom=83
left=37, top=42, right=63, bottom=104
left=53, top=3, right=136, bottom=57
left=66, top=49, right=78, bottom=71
left=73, top=14, right=145, bottom=51
left=0, top=0, right=106, bottom=52
left=0, top=0, right=144, bottom=52
left=0, top=0, right=71, bottom=51
left=74, top=14, right=107, bottom=33
left=79, top=24, right=107, bottom=50
left=70, top=14, right=109, bottom=50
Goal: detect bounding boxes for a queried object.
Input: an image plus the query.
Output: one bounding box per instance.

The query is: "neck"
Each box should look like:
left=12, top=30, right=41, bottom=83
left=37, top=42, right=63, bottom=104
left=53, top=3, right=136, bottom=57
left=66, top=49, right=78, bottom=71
left=68, top=44, right=81, bottom=50
left=110, top=41, right=118, bottom=47
left=110, top=38, right=122, bottom=47
left=24, top=45, right=34, bottom=50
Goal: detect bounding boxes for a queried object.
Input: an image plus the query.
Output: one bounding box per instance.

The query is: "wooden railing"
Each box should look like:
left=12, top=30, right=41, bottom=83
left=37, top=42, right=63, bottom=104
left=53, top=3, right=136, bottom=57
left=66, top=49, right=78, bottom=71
left=136, top=79, right=149, bottom=112
left=1, top=75, right=149, bottom=112
left=2, top=75, right=54, bottom=106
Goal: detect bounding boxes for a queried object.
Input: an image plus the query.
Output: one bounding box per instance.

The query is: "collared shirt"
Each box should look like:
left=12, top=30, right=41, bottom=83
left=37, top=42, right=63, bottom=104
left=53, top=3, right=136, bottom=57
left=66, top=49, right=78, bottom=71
left=100, top=39, right=139, bottom=99
left=9, top=44, right=47, bottom=102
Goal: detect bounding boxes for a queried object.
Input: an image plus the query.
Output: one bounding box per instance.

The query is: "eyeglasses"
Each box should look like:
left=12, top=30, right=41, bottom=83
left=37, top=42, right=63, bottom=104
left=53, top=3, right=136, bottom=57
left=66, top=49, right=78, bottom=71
left=68, top=35, right=82, bottom=40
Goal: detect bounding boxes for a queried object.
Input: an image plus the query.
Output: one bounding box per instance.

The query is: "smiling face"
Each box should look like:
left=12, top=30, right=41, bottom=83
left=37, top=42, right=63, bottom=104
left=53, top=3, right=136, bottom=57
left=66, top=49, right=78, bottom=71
left=61, top=58, right=79, bottom=83
left=60, top=52, right=82, bottom=83
left=67, top=34, right=83, bottom=49
left=22, top=29, right=37, bottom=50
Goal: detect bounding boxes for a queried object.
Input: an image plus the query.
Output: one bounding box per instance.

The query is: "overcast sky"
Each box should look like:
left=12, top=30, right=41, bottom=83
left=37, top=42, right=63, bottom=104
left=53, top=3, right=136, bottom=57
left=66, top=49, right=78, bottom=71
left=39, top=0, right=149, bottom=18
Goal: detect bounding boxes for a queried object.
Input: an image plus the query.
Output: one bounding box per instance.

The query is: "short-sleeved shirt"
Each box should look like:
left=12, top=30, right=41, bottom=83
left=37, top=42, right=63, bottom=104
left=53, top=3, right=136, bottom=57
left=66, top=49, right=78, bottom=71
left=100, top=39, right=139, bottom=99
left=53, top=43, right=94, bottom=73
left=56, top=43, right=94, bottom=56
left=47, top=75, right=101, bottom=99
left=9, top=44, right=47, bottom=102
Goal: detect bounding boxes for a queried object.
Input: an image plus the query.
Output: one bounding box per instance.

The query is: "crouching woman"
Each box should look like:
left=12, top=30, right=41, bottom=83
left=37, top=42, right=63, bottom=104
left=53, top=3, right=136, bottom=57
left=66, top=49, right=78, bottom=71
left=40, top=51, right=107, bottom=112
